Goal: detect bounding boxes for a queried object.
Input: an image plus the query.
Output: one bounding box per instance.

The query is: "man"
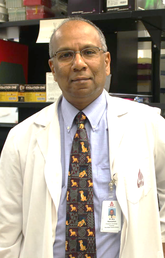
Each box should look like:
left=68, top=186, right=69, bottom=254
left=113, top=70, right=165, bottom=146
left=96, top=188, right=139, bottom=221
left=109, top=209, right=116, bottom=219
left=0, top=17, right=165, bottom=258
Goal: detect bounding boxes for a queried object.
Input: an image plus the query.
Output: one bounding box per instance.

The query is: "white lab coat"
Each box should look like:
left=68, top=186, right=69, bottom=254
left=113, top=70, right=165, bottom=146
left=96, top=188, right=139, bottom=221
left=0, top=91, right=165, bottom=258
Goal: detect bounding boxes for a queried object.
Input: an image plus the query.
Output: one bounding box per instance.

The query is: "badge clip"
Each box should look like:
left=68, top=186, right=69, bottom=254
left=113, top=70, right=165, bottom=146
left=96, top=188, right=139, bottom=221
left=109, top=173, right=117, bottom=192
left=109, top=174, right=117, bottom=199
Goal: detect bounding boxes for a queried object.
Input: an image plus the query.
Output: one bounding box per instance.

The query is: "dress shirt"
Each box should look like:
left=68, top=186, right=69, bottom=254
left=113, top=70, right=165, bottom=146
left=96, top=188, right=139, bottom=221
left=53, top=90, right=121, bottom=258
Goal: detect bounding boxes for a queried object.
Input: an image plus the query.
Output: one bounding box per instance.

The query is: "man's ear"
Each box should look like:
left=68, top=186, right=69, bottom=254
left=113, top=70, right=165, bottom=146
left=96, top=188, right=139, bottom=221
left=105, top=52, right=111, bottom=76
left=48, top=59, right=57, bottom=81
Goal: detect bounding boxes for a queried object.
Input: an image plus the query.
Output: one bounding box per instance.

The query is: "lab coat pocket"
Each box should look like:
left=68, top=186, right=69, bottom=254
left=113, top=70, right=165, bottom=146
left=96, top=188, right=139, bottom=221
left=124, top=158, right=151, bottom=204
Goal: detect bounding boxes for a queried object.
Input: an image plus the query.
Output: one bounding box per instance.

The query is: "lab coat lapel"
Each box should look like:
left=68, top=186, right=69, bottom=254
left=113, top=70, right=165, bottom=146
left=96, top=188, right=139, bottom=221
left=36, top=98, right=62, bottom=210
left=106, top=92, right=129, bottom=221
left=106, top=92, right=128, bottom=169
left=44, top=111, right=62, bottom=210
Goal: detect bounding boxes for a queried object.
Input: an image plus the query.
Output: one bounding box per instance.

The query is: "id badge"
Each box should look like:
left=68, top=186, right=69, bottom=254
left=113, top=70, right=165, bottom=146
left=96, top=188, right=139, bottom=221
left=101, top=200, right=121, bottom=233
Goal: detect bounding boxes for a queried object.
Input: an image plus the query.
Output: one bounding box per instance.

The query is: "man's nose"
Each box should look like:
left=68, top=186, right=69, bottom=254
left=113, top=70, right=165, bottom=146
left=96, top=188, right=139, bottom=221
left=71, top=52, right=87, bottom=70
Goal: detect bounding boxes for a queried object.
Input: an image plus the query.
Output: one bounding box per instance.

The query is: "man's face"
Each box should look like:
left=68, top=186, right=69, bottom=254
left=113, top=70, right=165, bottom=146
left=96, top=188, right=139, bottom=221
left=110, top=209, right=114, bottom=215
left=49, top=20, right=111, bottom=110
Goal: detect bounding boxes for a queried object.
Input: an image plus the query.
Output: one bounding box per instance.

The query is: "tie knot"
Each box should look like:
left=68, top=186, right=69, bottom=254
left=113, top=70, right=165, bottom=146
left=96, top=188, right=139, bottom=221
left=75, top=112, right=87, bottom=126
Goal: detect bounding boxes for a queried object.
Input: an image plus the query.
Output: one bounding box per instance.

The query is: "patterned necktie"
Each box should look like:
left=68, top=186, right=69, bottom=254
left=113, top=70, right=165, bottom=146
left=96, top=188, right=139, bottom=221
left=65, top=112, right=96, bottom=258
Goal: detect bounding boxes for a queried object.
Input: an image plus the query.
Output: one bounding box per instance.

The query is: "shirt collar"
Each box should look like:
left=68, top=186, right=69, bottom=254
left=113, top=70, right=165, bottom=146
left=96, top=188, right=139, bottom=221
left=61, top=97, right=78, bottom=132
left=83, top=91, right=107, bottom=131
left=61, top=90, right=107, bottom=132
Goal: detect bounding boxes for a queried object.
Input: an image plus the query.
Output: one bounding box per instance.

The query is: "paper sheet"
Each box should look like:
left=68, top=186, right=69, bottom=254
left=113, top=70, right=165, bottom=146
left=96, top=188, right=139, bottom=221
left=46, top=72, right=62, bottom=102
left=36, top=18, right=67, bottom=43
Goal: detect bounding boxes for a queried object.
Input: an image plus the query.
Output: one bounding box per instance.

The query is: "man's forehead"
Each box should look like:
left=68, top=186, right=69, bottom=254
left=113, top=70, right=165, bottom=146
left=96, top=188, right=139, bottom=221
left=55, top=20, right=98, bottom=37
left=52, top=20, right=101, bottom=52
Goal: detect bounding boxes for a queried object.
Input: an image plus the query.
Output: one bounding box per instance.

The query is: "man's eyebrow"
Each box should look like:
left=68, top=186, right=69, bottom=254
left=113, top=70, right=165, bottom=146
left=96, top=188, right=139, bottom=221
left=55, top=47, right=72, bottom=52
left=56, top=45, right=99, bottom=52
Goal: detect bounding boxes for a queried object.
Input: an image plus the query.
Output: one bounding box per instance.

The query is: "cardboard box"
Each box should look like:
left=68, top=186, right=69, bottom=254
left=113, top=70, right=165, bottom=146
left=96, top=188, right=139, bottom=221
left=0, top=5, right=8, bottom=22
left=26, top=5, right=55, bottom=20
left=18, top=84, right=25, bottom=102
left=8, top=7, right=26, bottom=21
left=24, top=84, right=46, bottom=102
left=106, top=0, right=135, bottom=11
left=68, top=0, right=105, bottom=15
left=23, top=0, right=52, bottom=8
left=0, top=84, right=19, bottom=102
left=0, top=84, right=26, bottom=102
left=6, top=0, right=23, bottom=8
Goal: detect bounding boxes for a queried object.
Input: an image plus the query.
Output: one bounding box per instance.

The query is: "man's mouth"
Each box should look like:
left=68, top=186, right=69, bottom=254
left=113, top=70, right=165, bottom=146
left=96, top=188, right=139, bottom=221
left=71, top=77, right=91, bottom=83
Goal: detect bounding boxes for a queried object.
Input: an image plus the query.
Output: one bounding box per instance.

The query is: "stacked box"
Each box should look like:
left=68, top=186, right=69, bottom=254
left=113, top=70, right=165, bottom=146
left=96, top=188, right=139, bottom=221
left=6, top=0, right=26, bottom=21
left=0, top=84, right=19, bottom=102
left=23, top=0, right=54, bottom=20
left=23, top=0, right=51, bottom=8
left=18, top=84, right=25, bottom=101
left=0, top=0, right=5, bottom=6
left=8, top=7, right=26, bottom=21
left=68, top=0, right=105, bottom=15
left=6, top=0, right=23, bottom=8
left=26, top=5, right=55, bottom=19
left=24, top=84, right=46, bottom=102
left=0, top=84, right=46, bottom=102
left=137, top=58, right=152, bottom=93
left=0, top=4, right=8, bottom=22
left=106, top=0, right=135, bottom=11
left=0, top=84, right=25, bottom=101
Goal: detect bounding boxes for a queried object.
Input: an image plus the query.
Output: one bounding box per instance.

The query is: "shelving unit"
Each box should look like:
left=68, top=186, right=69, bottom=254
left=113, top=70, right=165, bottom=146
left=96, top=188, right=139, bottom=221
left=1, top=10, right=165, bottom=97
left=0, top=9, right=165, bottom=152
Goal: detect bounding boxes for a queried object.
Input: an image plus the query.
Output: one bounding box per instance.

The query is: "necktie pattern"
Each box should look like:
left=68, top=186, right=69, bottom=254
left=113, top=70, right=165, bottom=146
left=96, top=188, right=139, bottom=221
left=65, top=112, right=96, bottom=258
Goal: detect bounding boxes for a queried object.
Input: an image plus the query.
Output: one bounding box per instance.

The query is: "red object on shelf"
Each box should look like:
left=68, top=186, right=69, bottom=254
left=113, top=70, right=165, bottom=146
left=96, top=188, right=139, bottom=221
left=23, top=0, right=52, bottom=8
left=26, top=5, right=55, bottom=20
left=0, top=39, right=28, bottom=83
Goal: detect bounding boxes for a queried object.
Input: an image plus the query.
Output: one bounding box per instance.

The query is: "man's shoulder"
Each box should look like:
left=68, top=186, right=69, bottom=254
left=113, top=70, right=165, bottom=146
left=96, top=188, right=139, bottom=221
left=107, top=94, right=161, bottom=116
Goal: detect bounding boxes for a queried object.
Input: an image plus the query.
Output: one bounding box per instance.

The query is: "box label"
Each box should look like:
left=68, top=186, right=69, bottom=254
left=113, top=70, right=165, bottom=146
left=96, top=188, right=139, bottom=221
left=107, top=0, right=128, bottom=7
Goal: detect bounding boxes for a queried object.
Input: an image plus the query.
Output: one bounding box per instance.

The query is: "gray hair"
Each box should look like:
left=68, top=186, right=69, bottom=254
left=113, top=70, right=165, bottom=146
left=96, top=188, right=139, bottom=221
left=49, top=16, right=108, bottom=58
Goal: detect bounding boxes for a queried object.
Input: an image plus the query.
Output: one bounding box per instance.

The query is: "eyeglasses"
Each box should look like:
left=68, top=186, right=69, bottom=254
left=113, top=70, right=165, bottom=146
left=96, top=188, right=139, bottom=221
left=50, top=46, right=106, bottom=63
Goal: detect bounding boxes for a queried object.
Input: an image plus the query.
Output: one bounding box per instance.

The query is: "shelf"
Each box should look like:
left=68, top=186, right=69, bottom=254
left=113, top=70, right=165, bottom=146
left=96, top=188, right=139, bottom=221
left=0, top=123, right=16, bottom=128
left=0, top=11, right=132, bottom=27
left=89, top=9, right=165, bottom=32
left=0, top=19, right=40, bottom=28
left=1, top=101, right=164, bottom=108
left=0, top=12, right=134, bottom=33
left=132, top=9, right=165, bottom=31
left=0, top=9, right=165, bottom=32
left=0, top=102, right=52, bottom=108
left=149, top=103, right=165, bottom=109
